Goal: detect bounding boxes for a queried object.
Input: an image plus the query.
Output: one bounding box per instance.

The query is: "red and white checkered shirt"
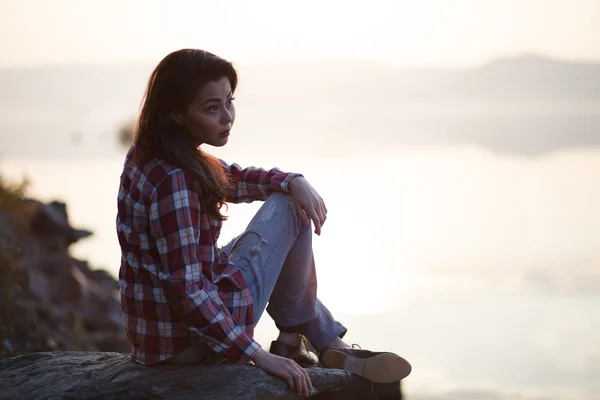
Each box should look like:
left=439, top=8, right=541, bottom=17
left=116, top=146, right=300, bottom=365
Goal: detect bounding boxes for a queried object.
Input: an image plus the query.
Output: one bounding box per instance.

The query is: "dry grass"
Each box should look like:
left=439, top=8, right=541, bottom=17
left=0, top=173, right=28, bottom=210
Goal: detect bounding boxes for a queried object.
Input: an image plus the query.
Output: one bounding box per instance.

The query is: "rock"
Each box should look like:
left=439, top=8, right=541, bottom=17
left=0, top=351, right=352, bottom=400
left=28, top=200, right=92, bottom=247
left=1, top=192, right=129, bottom=357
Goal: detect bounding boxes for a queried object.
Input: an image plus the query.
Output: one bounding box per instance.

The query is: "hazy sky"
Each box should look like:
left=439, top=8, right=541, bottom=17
left=1, top=0, right=599, bottom=68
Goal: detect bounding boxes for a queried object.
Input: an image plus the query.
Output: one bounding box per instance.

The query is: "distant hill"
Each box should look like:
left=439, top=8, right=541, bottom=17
left=1, top=55, right=600, bottom=109
left=446, top=54, right=600, bottom=102
left=0, top=55, right=599, bottom=157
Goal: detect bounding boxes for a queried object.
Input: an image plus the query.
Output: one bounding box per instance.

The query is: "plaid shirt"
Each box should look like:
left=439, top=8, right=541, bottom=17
left=116, top=147, right=300, bottom=365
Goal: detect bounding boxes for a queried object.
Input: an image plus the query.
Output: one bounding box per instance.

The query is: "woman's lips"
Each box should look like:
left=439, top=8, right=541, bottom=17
left=220, top=130, right=230, bottom=137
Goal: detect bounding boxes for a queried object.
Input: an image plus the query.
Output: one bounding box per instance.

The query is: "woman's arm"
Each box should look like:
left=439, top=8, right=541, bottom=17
left=219, top=159, right=303, bottom=203
left=149, top=169, right=260, bottom=364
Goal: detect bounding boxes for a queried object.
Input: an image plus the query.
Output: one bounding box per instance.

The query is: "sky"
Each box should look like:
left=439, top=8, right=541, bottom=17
left=0, top=0, right=599, bottom=68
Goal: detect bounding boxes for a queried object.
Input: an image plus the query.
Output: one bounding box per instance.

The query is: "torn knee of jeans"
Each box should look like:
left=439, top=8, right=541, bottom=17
left=246, top=230, right=266, bottom=243
left=258, top=201, right=277, bottom=223
left=246, top=231, right=268, bottom=264
left=260, top=194, right=296, bottom=223
left=248, top=231, right=268, bottom=248
left=231, top=230, right=267, bottom=250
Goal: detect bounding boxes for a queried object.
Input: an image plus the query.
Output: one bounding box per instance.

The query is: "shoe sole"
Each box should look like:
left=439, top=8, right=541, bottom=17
left=268, top=352, right=318, bottom=368
left=297, top=360, right=318, bottom=368
left=321, top=350, right=412, bottom=384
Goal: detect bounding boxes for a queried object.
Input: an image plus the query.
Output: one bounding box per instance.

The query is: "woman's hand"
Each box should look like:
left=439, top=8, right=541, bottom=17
left=252, top=348, right=313, bottom=397
left=288, top=177, right=327, bottom=235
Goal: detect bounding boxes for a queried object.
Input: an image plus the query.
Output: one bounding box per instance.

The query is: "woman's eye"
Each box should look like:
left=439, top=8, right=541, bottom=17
left=208, top=106, right=218, bottom=112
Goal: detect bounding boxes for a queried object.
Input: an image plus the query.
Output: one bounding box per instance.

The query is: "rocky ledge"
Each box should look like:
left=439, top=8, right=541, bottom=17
left=0, top=351, right=406, bottom=400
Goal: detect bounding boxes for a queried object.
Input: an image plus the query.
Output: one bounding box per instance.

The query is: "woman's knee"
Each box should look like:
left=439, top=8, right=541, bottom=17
left=259, top=193, right=312, bottom=238
left=265, top=191, right=291, bottom=206
left=264, top=192, right=298, bottom=219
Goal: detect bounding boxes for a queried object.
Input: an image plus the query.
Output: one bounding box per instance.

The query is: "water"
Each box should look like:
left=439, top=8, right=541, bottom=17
left=3, top=145, right=599, bottom=399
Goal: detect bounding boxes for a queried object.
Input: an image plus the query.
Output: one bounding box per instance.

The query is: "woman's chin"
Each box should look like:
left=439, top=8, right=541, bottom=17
left=201, top=137, right=229, bottom=148
left=217, top=136, right=229, bottom=146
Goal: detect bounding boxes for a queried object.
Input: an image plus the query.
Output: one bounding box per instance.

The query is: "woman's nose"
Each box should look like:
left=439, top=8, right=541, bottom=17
left=222, top=109, right=233, bottom=124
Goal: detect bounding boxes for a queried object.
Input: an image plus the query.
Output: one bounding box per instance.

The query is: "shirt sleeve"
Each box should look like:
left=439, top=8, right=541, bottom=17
left=219, top=159, right=303, bottom=203
left=148, top=169, right=260, bottom=364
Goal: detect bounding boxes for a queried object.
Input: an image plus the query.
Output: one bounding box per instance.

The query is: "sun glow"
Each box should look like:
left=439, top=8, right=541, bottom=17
left=1, top=0, right=599, bottom=67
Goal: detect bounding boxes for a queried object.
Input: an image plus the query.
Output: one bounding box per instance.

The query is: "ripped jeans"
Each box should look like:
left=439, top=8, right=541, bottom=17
left=222, top=192, right=347, bottom=351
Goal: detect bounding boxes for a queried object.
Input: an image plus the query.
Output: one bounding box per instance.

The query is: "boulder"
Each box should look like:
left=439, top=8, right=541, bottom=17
left=0, top=351, right=351, bottom=400
left=0, top=352, right=405, bottom=399
left=28, top=200, right=92, bottom=247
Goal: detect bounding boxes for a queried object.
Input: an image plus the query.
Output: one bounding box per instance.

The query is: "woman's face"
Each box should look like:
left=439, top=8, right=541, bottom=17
left=174, top=76, right=235, bottom=147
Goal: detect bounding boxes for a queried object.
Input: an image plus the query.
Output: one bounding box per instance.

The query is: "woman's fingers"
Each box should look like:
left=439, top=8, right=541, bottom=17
left=297, top=366, right=310, bottom=397
left=294, top=201, right=310, bottom=226
left=284, top=373, right=294, bottom=392
left=318, top=202, right=327, bottom=225
left=291, top=367, right=306, bottom=396
left=321, top=199, right=327, bottom=221
left=315, top=201, right=327, bottom=230
left=306, top=201, right=328, bottom=236
left=293, top=198, right=328, bottom=236
left=307, top=208, right=322, bottom=235
left=253, top=350, right=312, bottom=396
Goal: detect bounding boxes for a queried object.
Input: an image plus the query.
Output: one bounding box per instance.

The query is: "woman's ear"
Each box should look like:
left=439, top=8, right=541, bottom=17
left=171, top=111, right=184, bottom=125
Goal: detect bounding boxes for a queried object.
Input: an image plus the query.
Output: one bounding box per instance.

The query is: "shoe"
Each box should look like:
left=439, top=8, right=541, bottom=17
left=269, top=334, right=319, bottom=367
left=319, top=345, right=412, bottom=384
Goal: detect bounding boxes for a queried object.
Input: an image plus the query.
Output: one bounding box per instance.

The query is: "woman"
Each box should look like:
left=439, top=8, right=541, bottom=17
left=116, top=49, right=411, bottom=397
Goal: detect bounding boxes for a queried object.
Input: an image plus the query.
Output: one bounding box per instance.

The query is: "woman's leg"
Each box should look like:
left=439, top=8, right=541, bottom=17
left=266, top=217, right=347, bottom=351
left=222, top=192, right=346, bottom=351
left=224, top=193, right=412, bottom=383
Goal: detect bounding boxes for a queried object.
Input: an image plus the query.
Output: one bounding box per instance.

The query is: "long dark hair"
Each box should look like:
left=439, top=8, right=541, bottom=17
left=132, top=49, right=237, bottom=221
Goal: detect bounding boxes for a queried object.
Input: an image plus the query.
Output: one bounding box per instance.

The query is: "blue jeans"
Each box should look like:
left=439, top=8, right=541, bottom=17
left=223, top=192, right=347, bottom=351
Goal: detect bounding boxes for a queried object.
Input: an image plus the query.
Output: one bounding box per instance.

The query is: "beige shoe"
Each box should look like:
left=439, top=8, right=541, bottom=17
left=319, top=346, right=412, bottom=383
left=269, top=334, right=319, bottom=368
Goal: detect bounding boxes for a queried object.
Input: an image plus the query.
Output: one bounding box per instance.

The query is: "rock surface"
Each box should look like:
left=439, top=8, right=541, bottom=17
left=0, top=351, right=352, bottom=400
